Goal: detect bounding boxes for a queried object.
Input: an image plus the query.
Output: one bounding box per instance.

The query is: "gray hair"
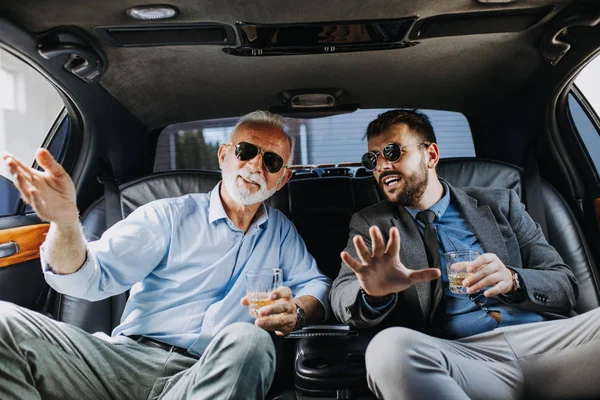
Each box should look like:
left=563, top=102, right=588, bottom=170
left=229, top=110, right=295, bottom=166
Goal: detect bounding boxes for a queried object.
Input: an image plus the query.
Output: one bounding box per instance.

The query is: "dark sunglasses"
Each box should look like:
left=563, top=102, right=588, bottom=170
left=361, top=142, right=430, bottom=171
left=228, top=141, right=286, bottom=174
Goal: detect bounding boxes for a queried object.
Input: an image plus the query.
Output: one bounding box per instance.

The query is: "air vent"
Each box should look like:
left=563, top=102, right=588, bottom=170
left=95, top=24, right=236, bottom=47
left=408, top=7, right=552, bottom=40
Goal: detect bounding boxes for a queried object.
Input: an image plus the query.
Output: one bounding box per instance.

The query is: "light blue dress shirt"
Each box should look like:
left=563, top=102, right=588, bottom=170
left=42, top=183, right=331, bottom=355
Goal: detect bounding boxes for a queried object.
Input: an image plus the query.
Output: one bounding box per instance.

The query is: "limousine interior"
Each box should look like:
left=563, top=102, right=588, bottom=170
left=1, top=0, right=599, bottom=398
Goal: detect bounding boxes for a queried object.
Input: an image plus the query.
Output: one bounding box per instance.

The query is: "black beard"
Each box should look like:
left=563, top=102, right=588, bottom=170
left=379, top=161, right=429, bottom=207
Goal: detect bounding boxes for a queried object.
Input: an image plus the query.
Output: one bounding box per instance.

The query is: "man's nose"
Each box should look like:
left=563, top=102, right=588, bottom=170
left=376, top=153, right=393, bottom=172
left=246, top=151, right=264, bottom=172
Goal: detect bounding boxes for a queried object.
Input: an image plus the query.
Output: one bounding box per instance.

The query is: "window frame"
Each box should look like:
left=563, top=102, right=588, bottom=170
left=566, top=86, right=600, bottom=183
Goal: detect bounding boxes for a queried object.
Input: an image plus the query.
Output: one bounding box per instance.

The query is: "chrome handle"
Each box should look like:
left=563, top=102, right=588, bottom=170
left=0, top=241, right=19, bottom=258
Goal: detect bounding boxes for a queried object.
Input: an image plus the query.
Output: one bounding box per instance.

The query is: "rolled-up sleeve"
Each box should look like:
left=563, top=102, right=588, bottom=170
left=41, top=203, right=171, bottom=301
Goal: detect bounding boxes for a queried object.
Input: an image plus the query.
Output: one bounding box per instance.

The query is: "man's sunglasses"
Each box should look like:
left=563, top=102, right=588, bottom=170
left=361, top=142, right=430, bottom=171
left=228, top=141, right=286, bottom=174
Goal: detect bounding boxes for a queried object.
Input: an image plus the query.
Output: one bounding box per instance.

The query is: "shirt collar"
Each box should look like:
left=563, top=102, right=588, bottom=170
left=208, top=182, right=269, bottom=228
left=405, top=180, right=451, bottom=221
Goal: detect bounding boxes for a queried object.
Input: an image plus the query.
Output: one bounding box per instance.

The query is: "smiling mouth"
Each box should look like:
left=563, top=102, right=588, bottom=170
left=239, top=175, right=260, bottom=187
left=382, top=175, right=402, bottom=187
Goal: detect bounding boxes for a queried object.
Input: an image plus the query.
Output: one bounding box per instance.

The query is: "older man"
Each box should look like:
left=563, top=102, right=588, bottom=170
left=330, top=109, right=600, bottom=399
left=1, top=111, right=330, bottom=400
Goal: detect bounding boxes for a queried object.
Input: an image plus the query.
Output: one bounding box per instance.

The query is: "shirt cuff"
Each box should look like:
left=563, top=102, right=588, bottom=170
left=40, top=244, right=97, bottom=297
left=295, top=282, right=332, bottom=321
left=360, top=291, right=397, bottom=314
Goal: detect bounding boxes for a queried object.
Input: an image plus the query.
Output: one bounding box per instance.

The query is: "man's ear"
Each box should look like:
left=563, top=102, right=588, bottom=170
left=277, top=168, right=293, bottom=191
left=427, top=143, right=440, bottom=169
left=217, top=144, right=228, bottom=169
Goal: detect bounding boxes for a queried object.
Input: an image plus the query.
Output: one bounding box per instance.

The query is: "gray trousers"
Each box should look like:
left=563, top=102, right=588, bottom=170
left=366, top=307, right=600, bottom=400
left=0, top=301, right=275, bottom=400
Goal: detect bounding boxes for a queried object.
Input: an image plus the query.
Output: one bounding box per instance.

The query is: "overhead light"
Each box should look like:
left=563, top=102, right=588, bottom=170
left=476, top=0, right=517, bottom=3
left=291, top=94, right=336, bottom=108
left=125, top=5, right=179, bottom=21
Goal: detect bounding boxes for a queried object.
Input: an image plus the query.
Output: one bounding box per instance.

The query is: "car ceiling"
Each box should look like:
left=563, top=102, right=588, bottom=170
left=1, top=0, right=580, bottom=129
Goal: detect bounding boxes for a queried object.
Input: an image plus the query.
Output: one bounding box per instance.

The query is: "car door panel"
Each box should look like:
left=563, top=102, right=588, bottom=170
left=0, top=214, right=50, bottom=310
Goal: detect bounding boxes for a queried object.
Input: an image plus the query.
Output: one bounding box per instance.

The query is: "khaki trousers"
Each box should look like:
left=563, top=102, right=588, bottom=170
left=366, top=307, right=600, bottom=399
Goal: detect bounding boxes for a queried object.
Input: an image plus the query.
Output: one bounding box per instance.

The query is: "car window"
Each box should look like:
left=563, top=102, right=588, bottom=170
left=570, top=53, right=600, bottom=176
left=154, top=109, right=473, bottom=172
left=0, top=48, right=66, bottom=216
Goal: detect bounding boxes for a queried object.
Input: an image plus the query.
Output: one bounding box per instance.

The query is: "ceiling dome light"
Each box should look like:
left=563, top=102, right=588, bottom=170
left=126, top=5, right=179, bottom=20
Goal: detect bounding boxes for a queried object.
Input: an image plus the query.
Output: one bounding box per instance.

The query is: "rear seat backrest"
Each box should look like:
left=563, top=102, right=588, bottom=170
left=284, top=177, right=356, bottom=281
left=57, top=159, right=599, bottom=334
left=540, top=181, right=600, bottom=313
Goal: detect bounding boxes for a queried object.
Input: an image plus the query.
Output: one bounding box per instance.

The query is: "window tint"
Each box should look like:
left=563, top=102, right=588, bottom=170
left=154, top=109, right=473, bottom=172
left=575, top=54, right=600, bottom=117
left=0, top=48, right=65, bottom=216
left=568, top=94, right=600, bottom=175
left=23, top=115, right=71, bottom=214
left=570, top=53, right=600, bottom=176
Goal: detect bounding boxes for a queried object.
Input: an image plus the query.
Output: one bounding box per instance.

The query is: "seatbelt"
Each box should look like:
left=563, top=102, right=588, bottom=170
left=97, top=158, right=122, bottom=229
left=523, top=150, right=549, bottom=239
left=97, top=159, right=127, bottom=328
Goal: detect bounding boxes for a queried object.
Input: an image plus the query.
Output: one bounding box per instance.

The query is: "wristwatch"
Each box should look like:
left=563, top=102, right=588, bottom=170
left=510, top=270, right=523, bottom=292
left=295, top=304, right=306, bottom=330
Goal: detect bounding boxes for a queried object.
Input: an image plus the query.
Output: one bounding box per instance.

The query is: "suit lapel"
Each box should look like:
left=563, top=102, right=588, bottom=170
left=389, top=203, right=431, bottom=317
left=448, top=184, right=509, bottom=263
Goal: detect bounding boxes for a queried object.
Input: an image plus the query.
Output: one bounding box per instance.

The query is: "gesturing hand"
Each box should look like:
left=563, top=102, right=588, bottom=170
left=340, top=226, right=441, bottom=297
left=241, top=286, right=297, bottom=336
left=2, top=149, right=79, bottom=225
left=462, top=253, right=514, bottom=297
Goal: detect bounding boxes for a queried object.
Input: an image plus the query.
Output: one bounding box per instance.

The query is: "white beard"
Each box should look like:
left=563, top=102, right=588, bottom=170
left=222, top=159, right=284, bottom=206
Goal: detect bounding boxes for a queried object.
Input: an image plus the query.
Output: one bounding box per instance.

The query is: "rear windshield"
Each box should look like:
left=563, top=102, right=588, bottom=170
left=154, top=109, right=473, bottom=172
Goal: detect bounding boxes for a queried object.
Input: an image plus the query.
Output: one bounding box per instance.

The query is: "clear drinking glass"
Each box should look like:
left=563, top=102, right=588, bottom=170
left=445, top=250, right=481, bottom=294
left=246, top=268, right=283, bottom=318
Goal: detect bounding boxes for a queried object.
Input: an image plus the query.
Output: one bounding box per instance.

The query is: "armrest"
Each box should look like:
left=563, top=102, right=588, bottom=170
left=294, top=330, right=374, bottom=397
left=286, top=323, right=358, bottom=338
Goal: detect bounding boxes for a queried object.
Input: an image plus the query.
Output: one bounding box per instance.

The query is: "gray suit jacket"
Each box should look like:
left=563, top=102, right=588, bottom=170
left=330, top=181, right=579, bottom=335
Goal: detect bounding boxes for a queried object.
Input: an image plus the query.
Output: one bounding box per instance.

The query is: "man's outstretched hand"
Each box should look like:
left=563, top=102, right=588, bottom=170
left=341, top=226, right=441, bottom=297
left=3, top=149, right=79, bottom=225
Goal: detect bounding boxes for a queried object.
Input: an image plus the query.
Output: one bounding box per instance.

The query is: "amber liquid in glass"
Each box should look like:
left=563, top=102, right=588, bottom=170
left=248, top=293, right=275, bottom=318
left=448, top=272, right=469, bottom=294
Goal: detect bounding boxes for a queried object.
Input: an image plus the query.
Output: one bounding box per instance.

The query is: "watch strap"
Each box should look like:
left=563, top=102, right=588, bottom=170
left=295, top=304, right=306, bottom=330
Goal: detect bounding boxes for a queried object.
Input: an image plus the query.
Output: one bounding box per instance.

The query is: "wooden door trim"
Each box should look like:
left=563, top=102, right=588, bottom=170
left=0, top=224, right=49, bottom=268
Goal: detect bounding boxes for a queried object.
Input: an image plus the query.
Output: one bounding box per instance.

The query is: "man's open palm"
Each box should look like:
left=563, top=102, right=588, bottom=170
left=2, top=149, right=79, bottom=224
left=341, top=226, right=440, bottom=297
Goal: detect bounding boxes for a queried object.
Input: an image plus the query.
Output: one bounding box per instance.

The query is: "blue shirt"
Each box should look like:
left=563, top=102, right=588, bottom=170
left=42, top=183, right=331, bottom=355
left=404, top=182, right=544, bottom=338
